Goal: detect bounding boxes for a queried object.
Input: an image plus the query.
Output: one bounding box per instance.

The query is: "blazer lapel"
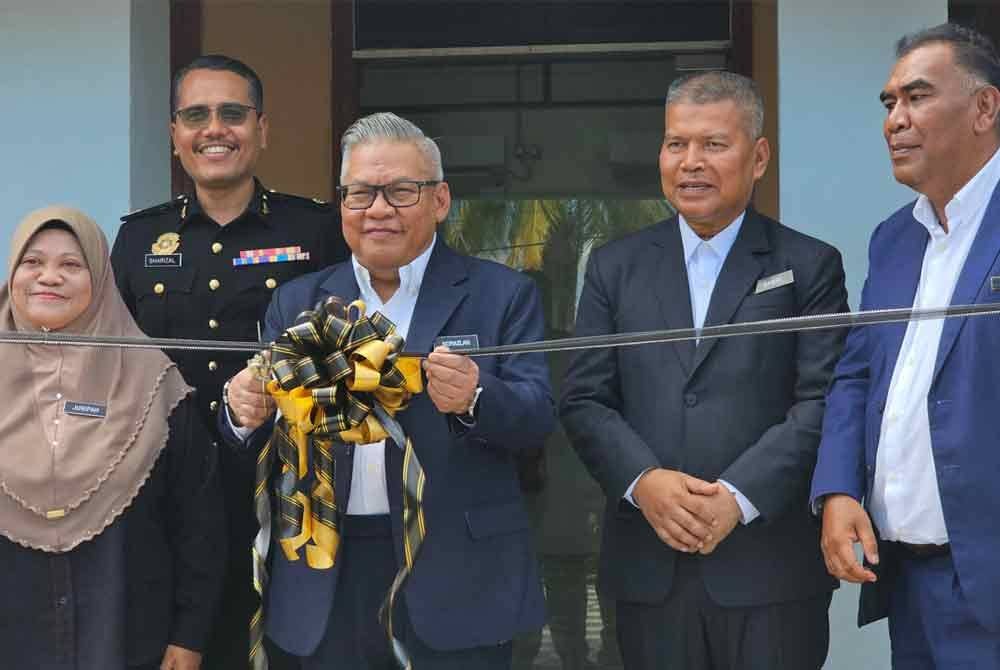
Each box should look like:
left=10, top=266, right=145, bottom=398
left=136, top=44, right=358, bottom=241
left=386, top=240, right=467, bottom=526
left=318, top=262, right=361, bottom=305
left=404, top=239, right=470, bottom=355
left=933, top=182, right=1000, bottom=381
left=689, top=212, right=769, bottom=375
left=878, top=217, right=926, bottom=376
left=651, top=219, right=696, bottom=374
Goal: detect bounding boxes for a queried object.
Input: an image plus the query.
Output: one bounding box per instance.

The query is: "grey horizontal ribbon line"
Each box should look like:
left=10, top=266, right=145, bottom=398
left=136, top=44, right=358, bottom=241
left=2, top=302, right=998, bottom=357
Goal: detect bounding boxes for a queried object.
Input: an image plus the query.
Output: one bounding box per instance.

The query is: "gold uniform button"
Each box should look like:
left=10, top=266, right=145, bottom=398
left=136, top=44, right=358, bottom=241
left=265, top=278, right=277, bottom=289
left=209, top=278, right=221, bottom=291
left=209, top=400, right=219, bottom=412
left=208, top=361, right=219, bottom=372
left=209, top=319, right=219, bottom=329
left=211, top=242, right=223, bottom=254
left=153, top=282, right=165, bottom=295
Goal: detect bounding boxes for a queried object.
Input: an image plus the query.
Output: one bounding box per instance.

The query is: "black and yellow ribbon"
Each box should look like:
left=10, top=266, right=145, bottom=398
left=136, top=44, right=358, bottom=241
left=250, top=297, right=424, bottom=670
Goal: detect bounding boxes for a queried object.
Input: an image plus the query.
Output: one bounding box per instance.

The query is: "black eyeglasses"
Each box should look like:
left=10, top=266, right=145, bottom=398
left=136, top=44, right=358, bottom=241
left=173, top=103, right=258, bottom=128
left=337, top=180, right=441, bottom=210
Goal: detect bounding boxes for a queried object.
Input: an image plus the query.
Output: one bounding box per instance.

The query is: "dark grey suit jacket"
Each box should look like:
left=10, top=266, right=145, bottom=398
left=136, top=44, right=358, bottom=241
left=560, top=210, right=846, bottom=607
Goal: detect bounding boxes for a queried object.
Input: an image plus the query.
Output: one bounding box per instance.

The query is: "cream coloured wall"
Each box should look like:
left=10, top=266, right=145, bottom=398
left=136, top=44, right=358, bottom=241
left=201, top=0, right=334, bottom=201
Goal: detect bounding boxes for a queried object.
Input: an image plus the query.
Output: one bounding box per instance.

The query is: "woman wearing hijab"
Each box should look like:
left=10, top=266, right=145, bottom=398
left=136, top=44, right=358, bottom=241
left=0, top=206, right=226, bottom=670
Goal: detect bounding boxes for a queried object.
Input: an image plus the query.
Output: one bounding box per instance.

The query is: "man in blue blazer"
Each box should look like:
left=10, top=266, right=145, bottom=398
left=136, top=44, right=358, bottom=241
left=222, top=113, right=552, bottom=669
left=811, top=24, right=1000, bottom=668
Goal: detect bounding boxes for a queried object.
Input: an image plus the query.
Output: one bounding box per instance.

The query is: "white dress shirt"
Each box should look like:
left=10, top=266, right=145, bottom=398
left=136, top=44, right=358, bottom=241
left=344, top=235, right=435, bottom=515
left=626, top=213, right=761, bottom=525
left=227, top=235, right=436, bottom=516
left=871, top=148, right=1000, bottom=544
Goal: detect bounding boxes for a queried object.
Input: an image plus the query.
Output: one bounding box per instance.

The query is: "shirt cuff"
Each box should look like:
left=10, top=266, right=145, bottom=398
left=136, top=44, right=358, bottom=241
left=718, top=479, right=760, bottom=524
left=224, top=403, right=255, bottom=442
left=455, top=413, right=477, bottom=428
left=623, top=468, right=654, bottom=508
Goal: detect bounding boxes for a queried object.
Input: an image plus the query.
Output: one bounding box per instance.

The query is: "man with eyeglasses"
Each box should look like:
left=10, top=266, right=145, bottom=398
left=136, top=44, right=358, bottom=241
left=111, top=54, right=348, bottom=670
left=222, top=112, right=553, bottom=669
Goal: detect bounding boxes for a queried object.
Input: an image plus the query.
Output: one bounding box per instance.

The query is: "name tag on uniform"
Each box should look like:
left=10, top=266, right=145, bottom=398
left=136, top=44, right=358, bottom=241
left=144, top=253, right=182, bottom=268
left=433, top=334, right=480, bottom=352
left=64, top=401, right=107, bottom=418
left=755, top=269, right=794, bottom=294
left=990, top=276, right=1000, bottom=292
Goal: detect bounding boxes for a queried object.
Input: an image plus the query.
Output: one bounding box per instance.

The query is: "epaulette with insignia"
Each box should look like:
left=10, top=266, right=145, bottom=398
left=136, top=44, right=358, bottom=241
left=264, top=189, right=332, bottom=209
left=121, top=194, right=188, bottom=222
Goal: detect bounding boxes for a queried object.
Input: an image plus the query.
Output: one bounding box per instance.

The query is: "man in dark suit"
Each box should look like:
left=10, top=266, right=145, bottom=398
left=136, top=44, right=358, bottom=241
left=222, top=112, right=552, bottom=669
left=811, top=24, right=1000, bottom=667
left=559, top=71, right=848, bottom=669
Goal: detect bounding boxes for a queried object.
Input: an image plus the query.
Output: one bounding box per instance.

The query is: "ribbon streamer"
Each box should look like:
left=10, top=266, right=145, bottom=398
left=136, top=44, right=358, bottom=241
left=250, top=297, right=423, bottom=670
left=2, top=302, right=998, bottom=357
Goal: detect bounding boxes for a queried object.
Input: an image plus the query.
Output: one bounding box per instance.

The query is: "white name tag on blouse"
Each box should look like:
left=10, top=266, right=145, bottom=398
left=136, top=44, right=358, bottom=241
left=755, top=269, right=794, bottom=294
left=64, top=401, right=107, bottom=418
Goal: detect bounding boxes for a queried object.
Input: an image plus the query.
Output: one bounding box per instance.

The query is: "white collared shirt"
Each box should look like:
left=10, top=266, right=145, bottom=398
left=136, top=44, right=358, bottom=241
left=345, top=234, right=435, bottom=515
left=678, top=212, right=745, bottom=334
left=871, top=147, right=1000, bottom=544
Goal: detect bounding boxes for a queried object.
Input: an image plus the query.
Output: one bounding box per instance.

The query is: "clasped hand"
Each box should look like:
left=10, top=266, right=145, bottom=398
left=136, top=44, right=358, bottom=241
left=633, top=468, right=742, bottom=555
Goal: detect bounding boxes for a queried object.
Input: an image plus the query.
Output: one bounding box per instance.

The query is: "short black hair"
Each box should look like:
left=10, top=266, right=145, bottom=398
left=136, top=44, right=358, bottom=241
left=896, top=23, right=1000, bottom=90
left=171, top=54, right=264, bottom=113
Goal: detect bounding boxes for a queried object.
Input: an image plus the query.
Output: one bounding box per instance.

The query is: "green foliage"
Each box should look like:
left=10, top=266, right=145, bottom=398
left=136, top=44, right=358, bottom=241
left=444, top=197, right=674, bottom=330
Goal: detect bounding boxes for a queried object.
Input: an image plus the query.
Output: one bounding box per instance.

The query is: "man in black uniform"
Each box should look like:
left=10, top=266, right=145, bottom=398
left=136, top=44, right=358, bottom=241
left=111, top=54, right=348, bottom=670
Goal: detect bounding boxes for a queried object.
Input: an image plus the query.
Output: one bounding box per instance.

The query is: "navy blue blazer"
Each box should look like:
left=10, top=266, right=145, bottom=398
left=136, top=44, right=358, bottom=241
left=811, top=184, right=1000, bottom=632
left=221, top=239, right=552, bottom=655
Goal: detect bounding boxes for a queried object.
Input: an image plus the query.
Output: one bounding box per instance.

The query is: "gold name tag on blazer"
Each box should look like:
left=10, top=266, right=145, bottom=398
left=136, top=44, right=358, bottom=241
left=755, top=269, right=794, bottom=294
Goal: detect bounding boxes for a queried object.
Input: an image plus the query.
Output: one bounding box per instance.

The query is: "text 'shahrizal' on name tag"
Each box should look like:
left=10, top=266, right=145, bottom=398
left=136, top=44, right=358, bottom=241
left=433, top=334, right=480, bottom=352
left=755, top=269, right=795, bottom=294
left=144, top=253, right=182, bottom=268
left=64, top=401, right=107, bottom=418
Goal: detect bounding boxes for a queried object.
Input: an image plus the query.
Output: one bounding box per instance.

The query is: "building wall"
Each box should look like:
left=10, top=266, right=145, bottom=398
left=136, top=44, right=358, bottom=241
left=0, top=0, right=170, bottom=270
left=201, top=0, right=334, bottom=201
left=778, top=0, right=946, bottom=307
left=777, top=1, right=948, bottom=668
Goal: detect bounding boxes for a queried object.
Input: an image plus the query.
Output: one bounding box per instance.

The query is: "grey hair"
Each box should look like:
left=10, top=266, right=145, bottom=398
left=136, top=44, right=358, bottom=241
left=340, top=112, right=444, bottom=183
left=665, top=71, right=765, bottom=140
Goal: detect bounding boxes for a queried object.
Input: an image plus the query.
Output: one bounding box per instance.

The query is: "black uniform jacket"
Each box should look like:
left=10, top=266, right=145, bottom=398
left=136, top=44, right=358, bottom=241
left=110, top=181, right=349, bottom=430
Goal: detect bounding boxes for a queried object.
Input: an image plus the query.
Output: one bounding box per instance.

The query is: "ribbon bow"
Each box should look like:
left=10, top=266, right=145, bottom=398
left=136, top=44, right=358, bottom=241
left=251, top=297, right=425, bottom=670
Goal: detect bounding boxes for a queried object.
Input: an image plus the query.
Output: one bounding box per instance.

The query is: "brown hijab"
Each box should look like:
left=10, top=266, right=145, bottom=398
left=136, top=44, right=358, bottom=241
left=0, top=206, right=192, bottom=552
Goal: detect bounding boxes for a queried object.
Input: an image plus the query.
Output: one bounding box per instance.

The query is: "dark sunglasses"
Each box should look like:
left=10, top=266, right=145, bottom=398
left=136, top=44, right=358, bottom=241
left=173, top=103, right=258, bottom=128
